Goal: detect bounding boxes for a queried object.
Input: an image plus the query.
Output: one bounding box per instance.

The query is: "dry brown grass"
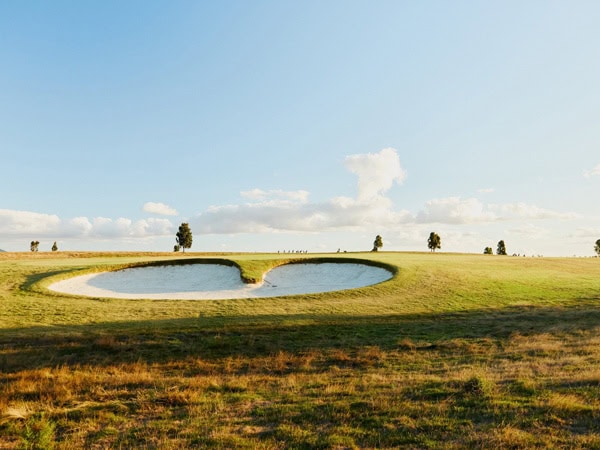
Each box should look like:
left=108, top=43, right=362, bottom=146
left=2, top=332, right=600, bottom=448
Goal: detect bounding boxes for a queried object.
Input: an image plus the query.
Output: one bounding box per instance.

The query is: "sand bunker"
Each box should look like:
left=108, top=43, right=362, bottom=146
left=49, top=262, right=393, bottom=300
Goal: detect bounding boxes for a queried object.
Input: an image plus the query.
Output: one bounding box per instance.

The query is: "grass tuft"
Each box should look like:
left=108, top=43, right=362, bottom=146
left=19, top=413, right=57, bottom=450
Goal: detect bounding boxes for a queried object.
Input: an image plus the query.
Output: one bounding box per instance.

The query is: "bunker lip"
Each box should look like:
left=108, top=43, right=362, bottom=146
left=48, top=261, right=394, bottom=300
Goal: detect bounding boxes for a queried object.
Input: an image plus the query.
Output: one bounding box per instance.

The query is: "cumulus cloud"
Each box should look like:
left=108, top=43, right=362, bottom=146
left=344, top=147, right=406, bottom=202
left=66, top=217, right=93, bottom=234
left=189, top=146, right=580, bottom=234
left=570, top=227, right=600, bottom=238
left=416, top=197, right=497, bottom=224
left=143, top=202, right=178, bottom=216
left=194, top=195, right=413, bottom=234
left=507, top=223, right=549, bottom=238
left=6, top=147, right=574, bottom=243
left=87, top=217, right=173, bottom=238
left=191, top=148, right=412, bottom=234
left=583, top=164, right=600, bottom=178
left=0, top=209, right=61, bottom=235
left=488, top=203, right=579, bottom=220
left=0, top=209, right=174, bottom=239
left=240, top=189, right=310, bottom=204
left=414, top=197, right=579, bottom=225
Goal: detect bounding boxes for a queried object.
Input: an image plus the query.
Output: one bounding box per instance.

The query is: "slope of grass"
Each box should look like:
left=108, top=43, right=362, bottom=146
left=1, top=251, right=600, bottom=448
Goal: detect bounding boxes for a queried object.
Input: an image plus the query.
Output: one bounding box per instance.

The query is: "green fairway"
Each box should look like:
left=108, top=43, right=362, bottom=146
left=1, top=251, right=600, bottom=448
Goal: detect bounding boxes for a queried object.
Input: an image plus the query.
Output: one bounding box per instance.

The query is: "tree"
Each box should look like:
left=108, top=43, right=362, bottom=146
left=595, top=239, right=600, bottom=256
left=497, top=240, right=507, bottom=255
left=51, top=241, right=58, bottom=252
left=174, top=244, right=180, bottom=252
left=30, top=241, right=40, bottom=252
left=175, top=223, right=193, bottom=253
left=427, top=232, right=441, bottom=252
left=372, top=235, right=383, bottom=252
left=484, top=247, right=493, bottom=254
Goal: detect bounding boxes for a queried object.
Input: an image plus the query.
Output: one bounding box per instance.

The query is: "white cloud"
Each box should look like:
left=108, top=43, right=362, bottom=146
left=488, top=202, right=579, bottom=220
left=344, top=147, right=406, bottom=202
left=5, top=147, right=579, bottom=245
left=0, top=209, right=61, bottom=235
left=88, top=217, right=174, bottom=238
left=143, top=202, right=178, bottom=216
left=507, top=223, right=549, bottom=238
left=240, top=189, right=310, bottom=205
left=415, top=198, right=579, bottom=225
left=570, top=227, right=600, bottom=238
left=189, top=146, right=580, bottom=235
left=91, top=217, right=133, bottom=237
left=416, top=197, right=497, bottom=224
left=191, top=148, right=412, bottom=234
left=0, top=209, right=174, bottom=239
left=583, top=163, right=600, bottom=178
left=193, top=195, right=413, bottom=234
left=131, top=218, right=174, bottom=237
left=64, top=217, right=94, bottom=236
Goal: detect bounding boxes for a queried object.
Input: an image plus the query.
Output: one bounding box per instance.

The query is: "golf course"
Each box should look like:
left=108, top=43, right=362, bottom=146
left=1, top=251, right=600, bottom=448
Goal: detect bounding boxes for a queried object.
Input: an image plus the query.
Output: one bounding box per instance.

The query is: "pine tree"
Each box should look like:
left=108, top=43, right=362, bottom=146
left=175, top=223, right=193, bottom=253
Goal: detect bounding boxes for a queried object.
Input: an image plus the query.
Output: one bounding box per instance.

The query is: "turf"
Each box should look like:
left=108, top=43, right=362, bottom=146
left=1, top=251, right=600, bottom=448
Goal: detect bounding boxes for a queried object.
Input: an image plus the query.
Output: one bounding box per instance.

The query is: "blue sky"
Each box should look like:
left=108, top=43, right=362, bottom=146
left=1, top=1, right=599, bottom=256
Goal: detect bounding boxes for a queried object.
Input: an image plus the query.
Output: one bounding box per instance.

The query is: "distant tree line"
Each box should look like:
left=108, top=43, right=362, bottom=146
left=25, top=225, right=600, bottom=257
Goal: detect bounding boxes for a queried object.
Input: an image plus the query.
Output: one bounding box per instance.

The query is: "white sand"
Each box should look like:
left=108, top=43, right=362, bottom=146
left=48, top=263, right=393, bottom=300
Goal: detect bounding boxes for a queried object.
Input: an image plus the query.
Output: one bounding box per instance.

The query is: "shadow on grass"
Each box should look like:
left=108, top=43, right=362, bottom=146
left=2, top=302, right=600, bottom=373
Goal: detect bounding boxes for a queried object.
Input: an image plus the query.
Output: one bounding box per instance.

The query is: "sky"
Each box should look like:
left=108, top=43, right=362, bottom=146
left=1, top=1, right=599, bottom=256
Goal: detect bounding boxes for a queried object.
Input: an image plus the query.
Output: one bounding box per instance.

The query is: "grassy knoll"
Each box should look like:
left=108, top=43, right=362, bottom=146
left=1, top=251, right=600, bottom=448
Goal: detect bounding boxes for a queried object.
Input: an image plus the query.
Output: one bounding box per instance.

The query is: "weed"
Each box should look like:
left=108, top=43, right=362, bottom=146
left=20, top=413, right=56, bottom=450
left=462, top=375, right=494, bottom=398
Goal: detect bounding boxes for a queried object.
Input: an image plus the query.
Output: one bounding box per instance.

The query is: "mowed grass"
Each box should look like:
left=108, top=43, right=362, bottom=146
left=1, top=251, right=600, bottom=448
